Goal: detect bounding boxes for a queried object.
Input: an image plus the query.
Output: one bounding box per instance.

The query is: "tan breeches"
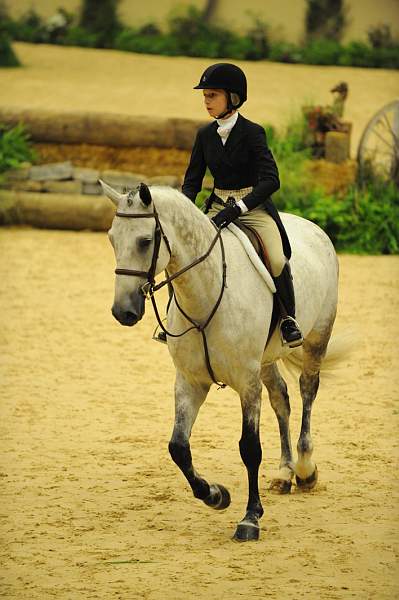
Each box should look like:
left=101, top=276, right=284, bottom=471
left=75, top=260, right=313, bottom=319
left=208, top=205, right=286, bottom=277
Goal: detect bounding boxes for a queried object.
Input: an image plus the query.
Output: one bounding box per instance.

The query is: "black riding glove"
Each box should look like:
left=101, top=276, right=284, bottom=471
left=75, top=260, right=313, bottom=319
left=211, top=203, right=241, bottom=229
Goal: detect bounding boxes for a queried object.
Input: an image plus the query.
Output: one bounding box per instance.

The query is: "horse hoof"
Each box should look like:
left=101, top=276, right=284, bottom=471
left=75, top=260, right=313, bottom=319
left=204, top=484, right=231, bottom=510
left=269, top=478, right=292, bottom=494
left=233, top=522, right=260, bottom=542
left=296, top=466, right=318, bottom=491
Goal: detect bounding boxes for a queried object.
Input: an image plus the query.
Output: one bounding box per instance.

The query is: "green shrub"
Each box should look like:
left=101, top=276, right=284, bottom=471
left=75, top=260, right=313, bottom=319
left=305, top=0, right=347, bottom=42
left=301, top=39, right=341, bottom=65
left=12, top=9, right=48, bottom=43
left=79, top=0, right=121, bottom=48
left=0, top=123, right=37, bottom=173
left=0, top=30, right=20, bottom=66
left=62, top=26, right=100, bottom=48
left=268, top=42, right=303, bottom=63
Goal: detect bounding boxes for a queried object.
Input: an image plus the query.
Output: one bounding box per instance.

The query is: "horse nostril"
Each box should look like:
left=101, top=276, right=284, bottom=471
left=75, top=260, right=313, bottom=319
left=125, top=311, right=138, bottom=324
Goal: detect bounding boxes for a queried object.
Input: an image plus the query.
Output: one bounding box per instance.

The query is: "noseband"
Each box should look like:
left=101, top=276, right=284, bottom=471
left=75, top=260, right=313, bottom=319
left=114, top=205, right=227, bottom=388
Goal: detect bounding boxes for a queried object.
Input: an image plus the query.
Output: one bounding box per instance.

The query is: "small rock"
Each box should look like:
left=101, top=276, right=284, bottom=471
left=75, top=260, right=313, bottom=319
left=73, top=167, right=100, bottom=184
left=30, top=161, right=73, bottom=181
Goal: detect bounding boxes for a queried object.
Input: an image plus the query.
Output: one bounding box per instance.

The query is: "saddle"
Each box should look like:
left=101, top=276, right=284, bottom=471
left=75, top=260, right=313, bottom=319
left=232, top=220, right=272, bottom=275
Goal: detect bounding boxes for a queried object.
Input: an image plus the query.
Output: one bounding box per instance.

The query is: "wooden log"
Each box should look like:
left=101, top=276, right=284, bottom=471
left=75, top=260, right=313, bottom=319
left=0, top=107, right=207, bottom=150
left=0, top=190, right=115, bottom=231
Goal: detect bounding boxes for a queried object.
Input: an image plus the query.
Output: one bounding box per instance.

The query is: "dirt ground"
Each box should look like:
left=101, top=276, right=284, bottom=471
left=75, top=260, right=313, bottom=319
left=2, top=43, right=399, bottom=157
left=1, top=42, right=399, bottom=599
left=1, top=227, right=398, bottom=600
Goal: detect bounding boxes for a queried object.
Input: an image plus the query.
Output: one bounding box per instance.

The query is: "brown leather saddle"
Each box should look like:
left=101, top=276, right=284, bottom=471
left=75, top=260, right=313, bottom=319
left=232, top=220, right=272, bottom=275
left=233, top=220, right=279, bottom=345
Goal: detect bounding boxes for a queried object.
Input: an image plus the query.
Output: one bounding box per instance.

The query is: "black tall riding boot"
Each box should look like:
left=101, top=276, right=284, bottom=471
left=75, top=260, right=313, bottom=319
left=273, top=263, right=303, bottom=348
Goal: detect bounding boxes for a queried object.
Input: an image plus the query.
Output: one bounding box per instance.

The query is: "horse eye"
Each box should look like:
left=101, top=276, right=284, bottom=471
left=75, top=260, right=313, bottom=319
left=137, top=237, right=152, bottom=250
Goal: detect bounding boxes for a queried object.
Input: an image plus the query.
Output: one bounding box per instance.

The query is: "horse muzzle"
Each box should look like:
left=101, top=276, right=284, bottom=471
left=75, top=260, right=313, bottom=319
left=111, top=291, right=145, bottom=327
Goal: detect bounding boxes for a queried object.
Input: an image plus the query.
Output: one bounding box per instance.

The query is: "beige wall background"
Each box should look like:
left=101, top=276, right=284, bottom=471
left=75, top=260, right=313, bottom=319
left=8, top=0, right=399, bottom=43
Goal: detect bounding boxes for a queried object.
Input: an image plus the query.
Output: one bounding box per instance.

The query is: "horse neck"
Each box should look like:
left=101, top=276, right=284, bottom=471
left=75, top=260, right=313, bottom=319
left=159, top=192, right=223, bottom=315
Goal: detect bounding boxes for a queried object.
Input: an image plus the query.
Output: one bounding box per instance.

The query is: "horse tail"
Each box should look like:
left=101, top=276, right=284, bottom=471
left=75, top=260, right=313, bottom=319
left=279, top=330, right=356, bottom=379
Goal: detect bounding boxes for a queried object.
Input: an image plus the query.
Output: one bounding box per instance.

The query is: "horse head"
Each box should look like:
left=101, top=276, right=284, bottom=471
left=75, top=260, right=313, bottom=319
left=100, top=180, right=171, bottom=327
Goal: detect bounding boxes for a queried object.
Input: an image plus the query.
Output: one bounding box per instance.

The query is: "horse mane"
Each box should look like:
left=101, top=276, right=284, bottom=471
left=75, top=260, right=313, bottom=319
left=149, top=186, right=215, bottom=252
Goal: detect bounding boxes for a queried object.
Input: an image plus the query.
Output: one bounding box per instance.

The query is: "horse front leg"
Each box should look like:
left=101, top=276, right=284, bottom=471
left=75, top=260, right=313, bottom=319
left=233, top=378, right=264, bottom=542
left=168, top=372, right=231, bottom=511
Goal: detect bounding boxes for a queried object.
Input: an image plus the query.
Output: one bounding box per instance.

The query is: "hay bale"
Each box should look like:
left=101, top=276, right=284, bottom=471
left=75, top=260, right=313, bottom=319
left=0, top=190, right=114, bottom=231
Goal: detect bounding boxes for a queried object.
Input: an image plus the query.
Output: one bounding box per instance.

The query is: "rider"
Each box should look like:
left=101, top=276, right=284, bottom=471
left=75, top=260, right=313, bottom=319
left=158, top=62, right=302, bottom=348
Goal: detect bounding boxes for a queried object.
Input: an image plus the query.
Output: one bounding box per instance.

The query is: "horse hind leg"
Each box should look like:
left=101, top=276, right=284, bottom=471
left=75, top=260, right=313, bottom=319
left=294, top=326, right=333, bottom=491
left=261, top=363, right=294, bottom=494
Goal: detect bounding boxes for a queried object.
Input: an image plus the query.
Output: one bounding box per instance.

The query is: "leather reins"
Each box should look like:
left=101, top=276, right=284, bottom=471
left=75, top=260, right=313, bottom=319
left=114, top=205, right=227, bottom=388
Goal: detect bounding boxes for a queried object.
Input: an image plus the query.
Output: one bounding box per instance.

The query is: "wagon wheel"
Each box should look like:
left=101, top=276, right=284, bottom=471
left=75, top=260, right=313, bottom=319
left=357, top=99, right=399, bottom=186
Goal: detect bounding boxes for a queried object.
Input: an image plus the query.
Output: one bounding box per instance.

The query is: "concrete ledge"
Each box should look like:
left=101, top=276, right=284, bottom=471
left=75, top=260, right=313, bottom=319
left=0, top=107, right=207, bottom=150
left=0, top=190, right=115, bottom=231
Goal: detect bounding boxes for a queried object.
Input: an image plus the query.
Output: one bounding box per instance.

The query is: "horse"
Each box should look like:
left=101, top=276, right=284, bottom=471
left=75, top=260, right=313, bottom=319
left=100, top=180, right=339, bottom=542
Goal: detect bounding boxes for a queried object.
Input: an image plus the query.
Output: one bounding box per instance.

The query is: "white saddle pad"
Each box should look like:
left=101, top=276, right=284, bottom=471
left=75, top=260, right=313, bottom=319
left=227, top=223, right=276, bottom=293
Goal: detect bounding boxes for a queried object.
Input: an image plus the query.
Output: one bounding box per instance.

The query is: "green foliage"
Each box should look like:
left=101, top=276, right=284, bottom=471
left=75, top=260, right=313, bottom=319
left=197, top=117, right=398, bottom=254
left=3, top=3, right=398, bottom=68
left=79, top=0, right=121, bottom=48
left=11, top=8, right=48, bottom=43
left=269, top=123, right=399, bottom=254
left=62, top=26, right=100, bottom=48
left=305, top=0, right=347, bottom=42
left=0, top=30, right=20, bottom=66
left=0, top=123, right=37, bottom=173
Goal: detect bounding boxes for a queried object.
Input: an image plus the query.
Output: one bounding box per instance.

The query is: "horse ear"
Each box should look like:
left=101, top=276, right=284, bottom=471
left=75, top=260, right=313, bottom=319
left=139, top=182, right=152, bottom=207
left=99, top=179, right=122, bottom=207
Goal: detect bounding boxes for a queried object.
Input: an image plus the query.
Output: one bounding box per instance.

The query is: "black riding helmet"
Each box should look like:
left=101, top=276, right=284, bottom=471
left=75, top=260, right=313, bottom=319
left=194, top=63, right=247, bottom=117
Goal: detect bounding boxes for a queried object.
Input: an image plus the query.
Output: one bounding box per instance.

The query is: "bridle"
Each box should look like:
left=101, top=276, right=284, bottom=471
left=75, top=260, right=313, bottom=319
left=114, top=204, right=227, bottom=388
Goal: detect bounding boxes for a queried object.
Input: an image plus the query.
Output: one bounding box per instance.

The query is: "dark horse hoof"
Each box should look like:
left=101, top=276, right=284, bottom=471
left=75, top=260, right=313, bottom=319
left=269, top=478, right=292, bottom=494
left=233, top=521, right=260, bottom=542
left=204, top=484, right=231, bottom=510
left=296, top=465, right=318, bottom=491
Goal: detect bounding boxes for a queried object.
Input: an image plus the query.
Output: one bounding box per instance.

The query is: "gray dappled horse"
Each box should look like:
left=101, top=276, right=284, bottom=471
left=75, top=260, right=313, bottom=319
left=101, top=181, right=338, bottom=542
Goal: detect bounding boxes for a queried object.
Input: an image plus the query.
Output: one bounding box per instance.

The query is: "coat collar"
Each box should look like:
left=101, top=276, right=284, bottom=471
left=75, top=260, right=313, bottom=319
left=216, top=113, right=246, bottom=151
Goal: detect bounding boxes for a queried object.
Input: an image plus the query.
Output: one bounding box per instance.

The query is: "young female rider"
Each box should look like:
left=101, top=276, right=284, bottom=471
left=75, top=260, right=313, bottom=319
left=158, top=62, right=302, bottom=347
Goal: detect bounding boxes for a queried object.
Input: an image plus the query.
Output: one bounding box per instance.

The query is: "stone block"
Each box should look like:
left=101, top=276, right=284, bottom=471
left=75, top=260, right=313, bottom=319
left=73, top=167, right=100, bottom=183
left=30, top=161, right=73, bottom=181
left=100, top=170, right=148, bottom=192
left=82, top=181, right=102, bottom=195
left=42, top=180, right=82, bottom=194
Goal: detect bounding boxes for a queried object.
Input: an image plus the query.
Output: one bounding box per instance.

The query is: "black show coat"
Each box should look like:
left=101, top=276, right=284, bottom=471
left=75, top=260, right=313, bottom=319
left=182, top=113, right=291, bottom=258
